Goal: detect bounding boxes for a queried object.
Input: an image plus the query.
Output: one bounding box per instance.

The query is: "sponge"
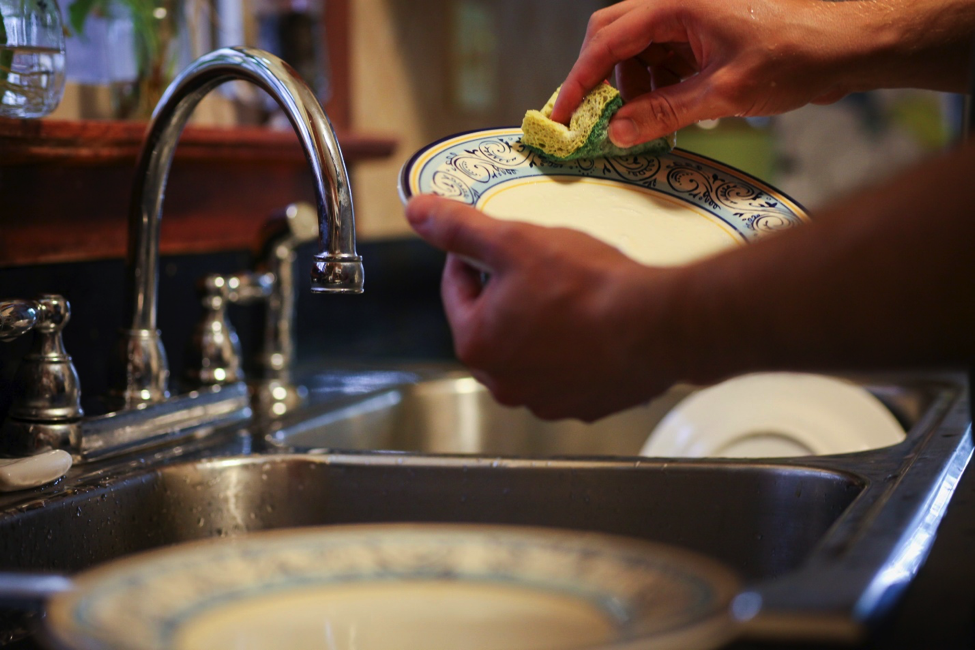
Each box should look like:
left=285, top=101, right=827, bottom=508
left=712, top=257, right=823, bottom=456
left=521, top=85, right=675, bottom=161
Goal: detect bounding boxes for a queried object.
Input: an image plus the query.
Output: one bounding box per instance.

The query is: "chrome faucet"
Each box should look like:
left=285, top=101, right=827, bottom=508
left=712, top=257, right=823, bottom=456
left=112, top=47, right=364, bottom=408
left=185, top=203, right=318, bottom=417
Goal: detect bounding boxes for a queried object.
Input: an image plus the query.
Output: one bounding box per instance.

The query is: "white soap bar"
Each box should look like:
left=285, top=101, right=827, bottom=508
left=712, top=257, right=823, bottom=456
left=0, top=450, right=73, bottom=492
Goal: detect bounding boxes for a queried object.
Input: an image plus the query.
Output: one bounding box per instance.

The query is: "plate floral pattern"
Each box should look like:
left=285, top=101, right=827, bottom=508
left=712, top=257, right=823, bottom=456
left=48, top=524, right=740, bottom=650
left=400, top=128, right=809, bottom=242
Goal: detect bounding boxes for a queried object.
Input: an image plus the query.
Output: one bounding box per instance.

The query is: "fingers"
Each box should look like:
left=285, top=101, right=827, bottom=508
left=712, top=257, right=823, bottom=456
left=551, top=4, right=688, bottom=124
left=440, top=253, right=484, bottom=329
left=405, top=195, right=509, bottom=270
left=616, top=44, right=698, bottom=102
left=609, top=73, right=715, bottom=146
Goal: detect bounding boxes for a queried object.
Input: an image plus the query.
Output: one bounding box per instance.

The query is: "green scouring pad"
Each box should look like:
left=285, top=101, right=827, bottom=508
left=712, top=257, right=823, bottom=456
left=520, top=84, right=675, bottom=162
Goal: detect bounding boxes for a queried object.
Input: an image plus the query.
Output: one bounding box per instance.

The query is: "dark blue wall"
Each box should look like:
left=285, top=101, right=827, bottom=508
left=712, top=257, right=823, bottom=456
left=0, top=238, right=453, bottom=420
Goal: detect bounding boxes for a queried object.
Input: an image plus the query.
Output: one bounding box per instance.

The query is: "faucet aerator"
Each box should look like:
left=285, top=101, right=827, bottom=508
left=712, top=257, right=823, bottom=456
left=311, top=255, right=365, bottom=294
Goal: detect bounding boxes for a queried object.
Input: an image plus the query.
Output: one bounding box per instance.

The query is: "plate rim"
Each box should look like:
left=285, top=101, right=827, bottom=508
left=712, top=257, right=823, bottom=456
left=642, top=373, right=906, bottom=458
left=48, top=522, right=743, bottom=650
left=397, top=126, right=810, bottom=223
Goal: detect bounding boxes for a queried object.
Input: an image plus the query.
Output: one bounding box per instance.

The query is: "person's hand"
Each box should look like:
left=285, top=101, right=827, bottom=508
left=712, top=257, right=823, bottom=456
left=549, top=0, right=973, bottom=147
left=405, top=194, right=686, bottom=421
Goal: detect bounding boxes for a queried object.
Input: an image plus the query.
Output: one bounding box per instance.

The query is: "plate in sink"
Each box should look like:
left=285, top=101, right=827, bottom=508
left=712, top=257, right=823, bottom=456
left=400, top=128, right=810, bottom=267
left=48, top=524, right=740, bottom=650
left=641, top=373, right=906, bottom=458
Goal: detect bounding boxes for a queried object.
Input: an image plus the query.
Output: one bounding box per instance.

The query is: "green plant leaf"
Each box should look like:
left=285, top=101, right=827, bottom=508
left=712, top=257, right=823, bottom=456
left=67, top=0, right=104, bottom=37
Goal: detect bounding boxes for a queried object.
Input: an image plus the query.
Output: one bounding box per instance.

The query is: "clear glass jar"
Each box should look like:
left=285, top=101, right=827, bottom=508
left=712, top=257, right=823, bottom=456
left=0, top=0, right=66, bottom=118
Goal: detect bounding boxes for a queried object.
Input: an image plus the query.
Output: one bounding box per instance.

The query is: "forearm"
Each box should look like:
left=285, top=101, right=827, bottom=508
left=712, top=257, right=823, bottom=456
left=670, top=141, right=975, bottom=384
left=812, top=0, right=975, bottom=94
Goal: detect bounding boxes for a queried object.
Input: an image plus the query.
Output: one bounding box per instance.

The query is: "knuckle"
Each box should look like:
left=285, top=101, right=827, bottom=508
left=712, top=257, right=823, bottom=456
left=591, top=34, right=625, bottom=67
left=586, top=9, right=612, bottom=38
left=452, top=319, right=492, bottom=369
left=635, top=94, right=682, bottom=134
left=710, top=69, right=758, bottom=115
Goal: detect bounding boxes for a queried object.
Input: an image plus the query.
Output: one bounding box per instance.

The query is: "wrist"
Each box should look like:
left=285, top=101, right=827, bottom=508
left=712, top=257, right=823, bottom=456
left=619, top=260, right=731, bottom=390
left=663, top=258, right=742, bottom=386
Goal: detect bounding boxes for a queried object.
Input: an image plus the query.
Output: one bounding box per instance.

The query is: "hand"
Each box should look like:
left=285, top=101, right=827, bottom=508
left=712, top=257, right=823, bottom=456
left=550, top=0, right=973, bottom=147
left=405, top=194, right=686, bottom=421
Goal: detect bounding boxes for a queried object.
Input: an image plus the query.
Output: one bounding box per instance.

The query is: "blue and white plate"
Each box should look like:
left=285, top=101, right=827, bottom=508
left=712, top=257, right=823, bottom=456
left=400, top=128, right=809, bottom=266
left=48, top=524, right=740, bottom=650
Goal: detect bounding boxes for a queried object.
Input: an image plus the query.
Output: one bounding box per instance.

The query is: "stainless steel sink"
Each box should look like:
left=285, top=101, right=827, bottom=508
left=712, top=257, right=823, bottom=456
left=0, top=454, right=857, bottom=582
left=0, top=370, right=968, bottom=648
left=265, top=370, right=932, bottom=457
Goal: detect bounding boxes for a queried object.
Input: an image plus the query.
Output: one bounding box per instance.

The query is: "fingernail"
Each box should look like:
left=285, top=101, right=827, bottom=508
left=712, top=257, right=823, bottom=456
left=609, top=118, right=636, bottom=147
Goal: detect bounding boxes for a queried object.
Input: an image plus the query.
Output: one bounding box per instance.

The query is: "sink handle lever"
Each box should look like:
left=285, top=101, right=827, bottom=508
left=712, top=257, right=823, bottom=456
left=0, top=301, right=39, bottom=342
left=0, top=296, right=83, bottom=455
left=0, top=572, right=74, bottom=608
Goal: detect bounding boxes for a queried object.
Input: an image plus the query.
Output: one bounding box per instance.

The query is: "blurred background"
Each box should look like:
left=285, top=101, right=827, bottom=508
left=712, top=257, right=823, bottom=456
left=46, top=0, right=962, bottom=238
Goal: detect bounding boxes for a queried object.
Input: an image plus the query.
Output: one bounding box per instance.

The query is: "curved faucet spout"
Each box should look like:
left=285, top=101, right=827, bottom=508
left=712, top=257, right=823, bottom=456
left=114, top=47, right=363, bottom=407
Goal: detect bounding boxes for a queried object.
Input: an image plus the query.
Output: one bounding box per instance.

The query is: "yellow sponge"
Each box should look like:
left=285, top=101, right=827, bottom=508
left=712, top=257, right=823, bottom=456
left=521, top=85, right=675, bottom=161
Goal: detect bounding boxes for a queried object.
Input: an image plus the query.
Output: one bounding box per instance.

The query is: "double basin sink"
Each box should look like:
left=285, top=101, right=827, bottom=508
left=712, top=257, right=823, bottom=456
left=0, top=368, right=970, bottom=647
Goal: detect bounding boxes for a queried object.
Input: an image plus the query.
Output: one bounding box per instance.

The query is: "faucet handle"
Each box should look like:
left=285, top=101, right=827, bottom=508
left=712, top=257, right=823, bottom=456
left=282, top=202, right=318, bottom=244
left=185, top=275, right=244, bottom=388
left=185, top=272, right=275, bottom=388
left=0, top=295, right=82, bottom=455
left=0, top=301, right=39, bottom=342
left=225, top=272, right=274, bottom=304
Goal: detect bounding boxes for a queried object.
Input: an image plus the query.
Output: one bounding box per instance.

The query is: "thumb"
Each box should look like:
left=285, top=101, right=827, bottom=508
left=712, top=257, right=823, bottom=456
left=405, top=194, right=508, bottom=271
left=608, top=75, right=716, bottom=146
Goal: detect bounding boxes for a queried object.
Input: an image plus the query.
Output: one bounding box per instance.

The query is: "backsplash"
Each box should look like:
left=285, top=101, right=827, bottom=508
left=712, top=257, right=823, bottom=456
left=0, top=238, right=453, bottom=421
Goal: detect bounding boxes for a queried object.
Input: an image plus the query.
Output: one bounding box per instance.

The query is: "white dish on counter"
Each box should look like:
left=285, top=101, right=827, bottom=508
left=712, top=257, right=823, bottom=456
left=400, top=127, right=809, bottom=266
left=641, top=373, right=906, bottom=458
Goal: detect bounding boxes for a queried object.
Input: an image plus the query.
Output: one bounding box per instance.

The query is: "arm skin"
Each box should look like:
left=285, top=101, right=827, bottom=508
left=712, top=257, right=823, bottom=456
left=406, top=141, right=975, bottom=421
left=549, top=0, right=975, bottom=146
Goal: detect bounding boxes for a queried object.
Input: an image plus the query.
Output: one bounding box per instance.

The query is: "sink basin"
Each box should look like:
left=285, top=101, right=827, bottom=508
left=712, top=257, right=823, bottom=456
left=0, top=454, right=858, bottom=582
left=266, top=370, right=930, bottom=457
left=0, top=370, right=968, bottom=647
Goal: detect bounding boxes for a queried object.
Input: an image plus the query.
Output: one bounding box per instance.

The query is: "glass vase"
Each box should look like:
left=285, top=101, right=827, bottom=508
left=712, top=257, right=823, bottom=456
left=0, top=0, right=66, bottom=118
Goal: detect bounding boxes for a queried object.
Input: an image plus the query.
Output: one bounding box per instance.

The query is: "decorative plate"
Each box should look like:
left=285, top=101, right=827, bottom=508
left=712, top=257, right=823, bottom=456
left=400, top=128, right=809, bottom=267
left=48, top=524, right=740, bottom=650
left=642, top=373, right=906, bottom=458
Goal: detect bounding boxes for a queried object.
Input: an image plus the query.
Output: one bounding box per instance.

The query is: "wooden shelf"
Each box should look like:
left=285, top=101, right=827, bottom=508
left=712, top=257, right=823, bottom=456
left=0, top=0, right=388, bottom=267
left=0, top=118, right=396, bottom=165
left=0, top=119, right=398, bottom=267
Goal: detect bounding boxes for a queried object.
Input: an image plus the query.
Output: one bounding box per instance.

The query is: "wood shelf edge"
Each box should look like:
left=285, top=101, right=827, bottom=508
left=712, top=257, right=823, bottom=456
left=0, top=118, right=397, bottom=164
